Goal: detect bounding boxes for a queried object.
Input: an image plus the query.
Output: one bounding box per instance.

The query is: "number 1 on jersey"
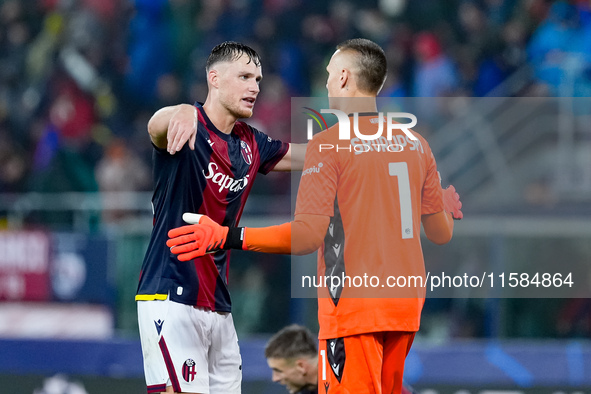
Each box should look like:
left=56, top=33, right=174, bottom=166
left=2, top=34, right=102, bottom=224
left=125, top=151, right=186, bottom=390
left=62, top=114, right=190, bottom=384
left=389, top=162, right=413, bottom=239
left=320, top=349, right=326, bottom=381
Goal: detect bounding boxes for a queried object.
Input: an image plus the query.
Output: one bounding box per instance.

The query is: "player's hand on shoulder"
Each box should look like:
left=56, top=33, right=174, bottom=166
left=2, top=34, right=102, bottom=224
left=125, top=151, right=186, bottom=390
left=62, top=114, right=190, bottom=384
left=167, top=104, right=198, bottom=154
left=442, top=184, right=463, bottom=220
left=167, top=213, right=229, bottom=260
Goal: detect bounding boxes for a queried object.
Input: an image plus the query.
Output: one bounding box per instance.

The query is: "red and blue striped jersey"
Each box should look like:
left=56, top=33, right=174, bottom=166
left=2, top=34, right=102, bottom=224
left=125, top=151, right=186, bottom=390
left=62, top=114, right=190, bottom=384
left=136, top=103, right=288, bottom=312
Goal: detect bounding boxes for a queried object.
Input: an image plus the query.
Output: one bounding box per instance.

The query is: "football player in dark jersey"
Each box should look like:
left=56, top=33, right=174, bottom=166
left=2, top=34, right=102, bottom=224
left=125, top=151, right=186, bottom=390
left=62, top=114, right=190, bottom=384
left=136, top=41, right=305, bottom=394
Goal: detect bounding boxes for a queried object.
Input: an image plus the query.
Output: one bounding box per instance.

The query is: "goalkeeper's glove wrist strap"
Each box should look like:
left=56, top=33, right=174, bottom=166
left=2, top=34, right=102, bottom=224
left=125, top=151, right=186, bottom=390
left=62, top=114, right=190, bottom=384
left=225, top=227, right=245, bottom=250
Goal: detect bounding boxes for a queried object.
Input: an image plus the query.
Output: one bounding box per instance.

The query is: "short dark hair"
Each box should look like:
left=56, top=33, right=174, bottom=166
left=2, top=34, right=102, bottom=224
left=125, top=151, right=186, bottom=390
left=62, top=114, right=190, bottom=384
left=206, top=41, right=261, bottom=72
left=265, top=325, right=317, bottom=360
left=336, top=38, right=387, bottom=94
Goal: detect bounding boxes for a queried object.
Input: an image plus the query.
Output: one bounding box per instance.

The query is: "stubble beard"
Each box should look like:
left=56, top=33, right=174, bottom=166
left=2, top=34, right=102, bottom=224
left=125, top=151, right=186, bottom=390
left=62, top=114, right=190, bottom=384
left=221, top=95, right=253, bottom=120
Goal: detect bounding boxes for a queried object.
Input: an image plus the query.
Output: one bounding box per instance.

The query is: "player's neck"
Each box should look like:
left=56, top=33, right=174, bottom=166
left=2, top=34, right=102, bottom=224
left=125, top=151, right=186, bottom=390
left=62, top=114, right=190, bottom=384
left=331, top=95, right=377, bottom=115
left=305, top=360, right=319, bottom=386
left=202, top=100, right=237, bottom=135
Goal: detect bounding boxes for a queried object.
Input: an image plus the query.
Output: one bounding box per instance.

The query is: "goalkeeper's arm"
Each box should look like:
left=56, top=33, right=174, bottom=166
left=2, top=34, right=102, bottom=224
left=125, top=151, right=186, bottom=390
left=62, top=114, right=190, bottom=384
left=168, top=184, right=462, bottom=259
left=242, top=214, right=329, bottom=255
left=420, top=183, right=463, bottom=245
left=421, top=210, right=454, bottom=245
left=167, top=214, right=329, bottom=260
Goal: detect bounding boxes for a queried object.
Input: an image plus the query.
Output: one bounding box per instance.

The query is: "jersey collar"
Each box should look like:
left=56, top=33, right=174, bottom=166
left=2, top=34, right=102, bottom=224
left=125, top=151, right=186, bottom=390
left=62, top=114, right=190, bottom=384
left=195, top=102, right=232, bottom=141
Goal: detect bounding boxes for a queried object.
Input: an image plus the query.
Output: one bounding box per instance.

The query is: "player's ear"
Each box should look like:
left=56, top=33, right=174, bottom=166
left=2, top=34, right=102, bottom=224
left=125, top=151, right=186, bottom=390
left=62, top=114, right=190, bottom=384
left=208, top=69, right=219, bottom=88
left=340, top=68, right=349, bottom=89
left=295, top=358, right=307, bottom=373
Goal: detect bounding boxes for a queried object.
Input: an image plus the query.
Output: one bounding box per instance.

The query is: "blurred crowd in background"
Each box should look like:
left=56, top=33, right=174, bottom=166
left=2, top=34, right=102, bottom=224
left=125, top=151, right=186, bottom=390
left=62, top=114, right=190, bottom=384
left=1, top=0, right=591, bottom=196
left=0, top=0, right=590, bottom=341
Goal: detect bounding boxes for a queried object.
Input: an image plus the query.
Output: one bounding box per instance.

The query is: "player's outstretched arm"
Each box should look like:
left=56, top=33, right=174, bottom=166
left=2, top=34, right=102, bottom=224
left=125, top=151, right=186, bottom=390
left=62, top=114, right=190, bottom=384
left=244, top=214, right=328, bottom=254
left=167, top=213, right=328, bottom=260
left=272, top=143, right=307, bottom=171
left=148, top=104, right=197, bottom=154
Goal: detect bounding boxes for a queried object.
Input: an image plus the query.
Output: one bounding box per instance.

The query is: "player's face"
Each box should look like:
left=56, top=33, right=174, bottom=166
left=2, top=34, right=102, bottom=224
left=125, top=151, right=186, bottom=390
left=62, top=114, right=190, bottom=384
left=267, top=357, right=308, bottom=393
left=216, top=54, right=262, bottom=119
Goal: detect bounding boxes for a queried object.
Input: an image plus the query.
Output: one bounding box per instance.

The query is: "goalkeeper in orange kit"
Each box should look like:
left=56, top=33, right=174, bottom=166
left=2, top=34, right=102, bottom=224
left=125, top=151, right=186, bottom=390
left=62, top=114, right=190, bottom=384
left=168, top=39, right=463, bottom=394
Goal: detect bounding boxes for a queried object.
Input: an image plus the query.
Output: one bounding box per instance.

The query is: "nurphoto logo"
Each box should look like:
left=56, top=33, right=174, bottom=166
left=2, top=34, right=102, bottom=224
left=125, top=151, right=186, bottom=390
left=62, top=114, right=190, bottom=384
left=304, top=108, right=418, bottom=142
left=303, top=108, right=419, bottom=154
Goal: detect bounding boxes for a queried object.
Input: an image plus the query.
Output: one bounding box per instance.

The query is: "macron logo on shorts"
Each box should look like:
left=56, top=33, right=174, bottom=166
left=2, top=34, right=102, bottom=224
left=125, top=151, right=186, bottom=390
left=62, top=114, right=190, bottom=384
left=154, top=319, right=164, bottom=335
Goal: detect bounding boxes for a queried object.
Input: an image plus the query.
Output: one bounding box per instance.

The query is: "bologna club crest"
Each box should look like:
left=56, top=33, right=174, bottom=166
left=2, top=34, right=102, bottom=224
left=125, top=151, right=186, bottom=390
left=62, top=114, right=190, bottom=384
left=240, top=141, right=252, bottom=165
left=182, top=359, right=196, bottom=382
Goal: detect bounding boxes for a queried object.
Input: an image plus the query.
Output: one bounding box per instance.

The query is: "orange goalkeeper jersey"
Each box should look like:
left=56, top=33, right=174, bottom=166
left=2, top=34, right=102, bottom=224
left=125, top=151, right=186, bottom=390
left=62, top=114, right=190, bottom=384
left=294, top=113, right=444, bottom=339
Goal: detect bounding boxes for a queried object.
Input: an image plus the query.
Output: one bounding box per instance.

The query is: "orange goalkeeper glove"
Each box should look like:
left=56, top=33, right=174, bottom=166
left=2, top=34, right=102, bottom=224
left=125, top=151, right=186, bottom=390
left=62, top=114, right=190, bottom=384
left=442, top=185, right=463, bottom=220
left=166, top=213, right=245, bottom=261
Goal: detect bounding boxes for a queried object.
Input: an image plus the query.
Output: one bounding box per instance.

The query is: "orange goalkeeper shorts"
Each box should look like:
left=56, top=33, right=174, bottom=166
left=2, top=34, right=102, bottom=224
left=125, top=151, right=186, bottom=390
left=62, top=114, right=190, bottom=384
left=318, top=331, right=415, bottom=394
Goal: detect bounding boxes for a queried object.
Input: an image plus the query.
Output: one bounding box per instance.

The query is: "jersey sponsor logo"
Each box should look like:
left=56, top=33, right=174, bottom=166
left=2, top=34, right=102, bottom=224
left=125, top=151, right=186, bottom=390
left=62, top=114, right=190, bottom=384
left=324, top=382, right=330, bottom=393
left=154, top=319, right=164, bottom=335
left=182, top=359, right=197, bottom=382
left=302, top=162, right=323, bottom=176
left=203, top=162, right=250, bottom=193
left=240, top=141, right=252, bottom=165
